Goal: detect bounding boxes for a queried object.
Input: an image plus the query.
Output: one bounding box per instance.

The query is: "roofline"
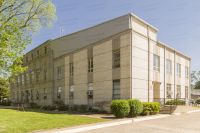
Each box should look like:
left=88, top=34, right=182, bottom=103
left=51, top=13, right=133, bottom=42
left=157, top=41, right=191, bottom=60
left=25, top=40, right=51, bottom=54
left=130, top=13, right=159, bottom=31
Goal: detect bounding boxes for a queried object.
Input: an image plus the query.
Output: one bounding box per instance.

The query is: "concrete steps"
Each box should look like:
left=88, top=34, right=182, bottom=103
left=159, top=105, right=177, bottom=114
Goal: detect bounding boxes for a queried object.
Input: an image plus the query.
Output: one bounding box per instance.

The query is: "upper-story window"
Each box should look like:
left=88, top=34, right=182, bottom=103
left=31, top=71, right=34, bottom=83
left=44, top=70, right=47, bottom=80
left=36, top=50, right=39, bottom=58
left=69, top=63, right=74, bottom=76
left=176, top=85, right=181, bottom=98
left=21, top=75, right=24, bottom=86
left=17, top=76, right=20, bottom=87
left=88, top=58, right=93, bottom=72
left=113, top=50, right=120, bottom=68
left=44, top=88, right=47, bottom=99
left=177, top=64, right=181, bottom=77
left=113, top=79, right=120, bottom=99
left=36, top=69, right=40, bottom=82
left=31, top=54, right=33, bottom=60
left=58, top=68, right=61, bottom=79
left=166, top=84, right=172, bottom=98
left=45, top=46, right=47, bottom=54
left=185, top=66, right=188, bottom=79
left=26, top=57, right=28, bottom=63
left=26, top=73, right=29, bottom=85
left=153, top=55, right=159, bottom=71
left=166, top=59, right=171, bottom=75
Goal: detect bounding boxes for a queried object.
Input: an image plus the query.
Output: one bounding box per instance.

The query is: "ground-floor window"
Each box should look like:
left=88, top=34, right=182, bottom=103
left=166, top=84, right=172, bottom=98
left=69, top=85, right=74, bottom=99
left=185, top=86, right=188, bottom=99
left=113, top=79, right=120, bottom=99
left=57, top=87, right=61, bottom=99
left=87, top=83, right=93, bottom=99
left=44, top=88, right=47, bottom=99
left=37, top=89, right=39, bottom=99
left=176, top=85, right=181, bottom=98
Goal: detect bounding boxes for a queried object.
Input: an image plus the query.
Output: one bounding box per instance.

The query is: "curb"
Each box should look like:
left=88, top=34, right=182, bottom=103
left=186, top=110, right=200, bottom=113
left=53, top=115, right=170, bottom=133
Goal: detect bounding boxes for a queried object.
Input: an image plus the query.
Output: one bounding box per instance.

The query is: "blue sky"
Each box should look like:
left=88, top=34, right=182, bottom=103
left=25, top=0, right=200, bottom=71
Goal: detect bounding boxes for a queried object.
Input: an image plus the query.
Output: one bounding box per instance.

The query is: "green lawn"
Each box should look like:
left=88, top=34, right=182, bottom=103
left=0, top=108, right=108, bottom=133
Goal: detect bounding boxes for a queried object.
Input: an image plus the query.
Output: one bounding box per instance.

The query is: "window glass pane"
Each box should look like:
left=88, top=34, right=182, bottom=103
left=114, top=94, right=120, bottom=99
left=69, top=86, right=74, bottom=92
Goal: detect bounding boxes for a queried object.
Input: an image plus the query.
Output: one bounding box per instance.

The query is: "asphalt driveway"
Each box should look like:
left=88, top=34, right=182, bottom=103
left=82, top=112, right=200, bottom=133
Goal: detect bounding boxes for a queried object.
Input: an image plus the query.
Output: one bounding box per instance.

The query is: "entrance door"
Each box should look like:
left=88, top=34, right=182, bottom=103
left=153, top=82, right=160, bottom=102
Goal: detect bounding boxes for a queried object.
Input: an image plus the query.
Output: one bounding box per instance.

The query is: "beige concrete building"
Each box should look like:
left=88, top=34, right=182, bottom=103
left=10, top=13, right=191, bottom=107
left=191, top=89, right=200, bottom=100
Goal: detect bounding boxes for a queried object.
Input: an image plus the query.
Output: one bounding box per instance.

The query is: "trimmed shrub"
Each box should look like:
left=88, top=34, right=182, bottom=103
left=80, top=104, right=87, bottom=111
left=73, top=104, right=79, bottom=111
left=2, top=100, right=12, bottom=106
left=141, top=102, right=161, bottom=115
left=128, top=99, right=143, bottom=117
left=29, top=102, right=37, bottom=108
left=166, top=100, right=185, bottom=105
left=91, top=108, right=99, bottom=113
left=48, top=106, right=57, bottom=110
left=58, top=105, right=69, bottom=111
left=110, top=100, right=130, bottom=118
left=41, top=105, right=48, bottom=110
left=195, top=98, right=200, bottom=104
left=53, top=100, right=65, bottom=106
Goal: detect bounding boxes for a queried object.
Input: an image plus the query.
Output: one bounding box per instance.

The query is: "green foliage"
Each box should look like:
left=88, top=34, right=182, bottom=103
left=141, top=102, right=161, bottom=115
left=58, top=105, right=69, bottom=111
left=29, top=102, right=37, bottom=108
left=0, top=0, right=57, bottom=77
left=110, top=100, right=130, bottom=118
left=195, top=98, right=200, bottom=104
left=53, top=100, right=65, bottom=106
left=73, top=104, right=79, bottom=111
left=0, top=77, right=10, bottom=100
left=2, top=100, right=12, bottom=106
left=191, top=71, right=200, bottom=89
left=91, top=108, right=99, bottom=113
left=80, top=104, right=87, bottom=111
left=166, top=100, right=185, bottom=105
left=128, top=99, right=143, bottom=117
left=48, top=105, right=56, bottom=110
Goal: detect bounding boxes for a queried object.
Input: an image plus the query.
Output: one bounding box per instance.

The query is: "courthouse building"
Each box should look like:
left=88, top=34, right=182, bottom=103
left=10, top=13, right=191, bottom=107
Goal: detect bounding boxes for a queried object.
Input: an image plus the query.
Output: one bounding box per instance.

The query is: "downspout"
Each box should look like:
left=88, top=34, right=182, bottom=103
left=147, top=26, right=150, bottom=102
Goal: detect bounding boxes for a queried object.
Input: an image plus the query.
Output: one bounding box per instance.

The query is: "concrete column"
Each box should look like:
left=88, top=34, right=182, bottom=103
left=174, top=51, right=176, bottom=99
left=147, top=26, right=150, bottom=102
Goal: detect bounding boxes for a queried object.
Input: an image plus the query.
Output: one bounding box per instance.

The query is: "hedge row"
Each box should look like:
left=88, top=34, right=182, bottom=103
left=165, top=100, right=185, bottom=105
left=110, top=99, right=161, bottom=118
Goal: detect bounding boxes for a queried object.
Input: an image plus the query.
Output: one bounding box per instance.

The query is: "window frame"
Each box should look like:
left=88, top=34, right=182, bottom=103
left=88, top=58, right=93, bottom=73
left=21, top=75, right=24, bottom=86
left=44, top=70, right=47, bottom=80
left=153, top=55, right=160, bottom=72
left=113, top=79, right=120, bottom=99
left=176, top=85, right=181, bottom=98
left=166, top=84, right=172, bottom=98
left=69, top=85, right=74, bottom=99
left=69, top=63, right=74, bottom=76
left=31, top=71, right=34, bottom=84
left=177, top=63, right=181, bottom=77
left=36, top=69, right=40, bottom=82
left=113, top=50, right=120, bottom=69
left=57, top=68, right=61, bottom=79
left=166, top=59, right=171, bottom=75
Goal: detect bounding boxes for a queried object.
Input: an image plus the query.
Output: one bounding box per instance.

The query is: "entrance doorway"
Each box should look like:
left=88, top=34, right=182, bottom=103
left=153, top=82, right=160, bottom=102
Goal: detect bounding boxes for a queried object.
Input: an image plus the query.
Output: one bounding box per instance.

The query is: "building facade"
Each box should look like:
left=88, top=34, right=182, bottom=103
left=10, top=13, right=191, bottom=107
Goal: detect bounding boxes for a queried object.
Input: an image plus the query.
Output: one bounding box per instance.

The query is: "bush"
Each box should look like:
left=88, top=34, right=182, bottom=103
left=41, top=105, right=48, bottom=110
left=72, top=104, right=79, bottom=111
left=110, top=100, right=130, bottom=118
left=48, top=105, right=57, bottom=110
left=91, top=108, right=99, bottom=113
left=141, top=102, right=161, bottom=115
left=53, top=100, right=65, bottom=106
left=166, top=100, right=185, bottom=105
left=195, top=98, right=200, bottom=104
left=2, top=100, right=12, bottom=106
left=80, top=104, right=87, bottom=111
left=58, top=105, right=69, bottom=111
left=29, top=102, right=37, bottom=108
left=128, top=99, right=143, bottom=117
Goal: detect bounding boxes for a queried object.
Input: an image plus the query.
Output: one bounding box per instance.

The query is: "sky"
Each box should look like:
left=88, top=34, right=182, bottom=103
left=25, top=0, right=200, bottom=72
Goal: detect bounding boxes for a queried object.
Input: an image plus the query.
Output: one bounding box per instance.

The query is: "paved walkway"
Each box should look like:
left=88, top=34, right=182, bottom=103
left=81, top=111, right=200, bottom=133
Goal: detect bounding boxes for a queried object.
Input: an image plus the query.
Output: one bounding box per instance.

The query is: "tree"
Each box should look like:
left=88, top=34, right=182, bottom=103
left=191, top=71, right=200, bottom=89
left=0, top=0, right=56, bottom=77
left=0, top=77, right=10, bottom=100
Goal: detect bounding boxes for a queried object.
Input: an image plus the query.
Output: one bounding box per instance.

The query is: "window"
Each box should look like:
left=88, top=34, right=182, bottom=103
left=25, top=73, right=29, bottom=85
left=87, top=83, right=93, bottom=99
left=57, top=87, right=61, bottom=99
left=31, top=71, right=34, bottom=83
left=44, top=70, right=47, bottom=80
left=69, top=63, right=74, bottom=76
left=17, top=91, right=19, bottom=99
left=113, top=50, right=120, bottom=68
left=185, top=66, right=188, bottom=79
left=37, top=89, right=39, bottom=99
left=45, top=46, right=47, bottom=54
left=44, top=88, right=47, bottom=99
left=177, top=64, right=181, bottom=77
left=153, top=55, right=159, bottom=71
left=13, top=92, right=15, bottom=100
left=176, top=85, right=181, bottom=98
left=31, top=54, right=33, bottom=60
left=88, top=58, right=93, bottom=72
left=166, top=60, right=171, bottom=75
left=36, top=69, right=40, bottom=82
left=21, top=75, right=24, bottom=86
left=185, top=86, right=188, bottom=99
left=113, top=79, right=120, bottom=99
left=58, top=68, right=61, bottom=79
left=21, top=91, right=24, bottom=98
left=69, top=85, right=74, bottom=99
left=166, top=84, right=172, bottom=98
left=31, top=90, right=33, bottom=100
left=17, top=76, right=20, bottom=87
left=26, top=57, right=28, bottom=63
left=36, top=50, right=39, bottom=57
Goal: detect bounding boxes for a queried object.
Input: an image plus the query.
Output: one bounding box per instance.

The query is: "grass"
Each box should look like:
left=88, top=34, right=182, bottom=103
left=0, top=108, right=108, bottom=133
